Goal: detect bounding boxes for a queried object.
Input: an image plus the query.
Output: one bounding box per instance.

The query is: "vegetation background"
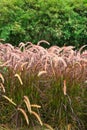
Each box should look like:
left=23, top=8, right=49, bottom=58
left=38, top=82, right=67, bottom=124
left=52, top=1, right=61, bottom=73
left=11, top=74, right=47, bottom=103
left=0, top=0, right=87, bottom=130
left=0, top=0, right=87, bottom=47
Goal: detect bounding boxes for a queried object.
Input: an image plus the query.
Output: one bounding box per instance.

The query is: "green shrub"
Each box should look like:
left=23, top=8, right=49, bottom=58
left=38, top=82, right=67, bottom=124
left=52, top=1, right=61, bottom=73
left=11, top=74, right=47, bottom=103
left=0, top=0, right=87, bottom=47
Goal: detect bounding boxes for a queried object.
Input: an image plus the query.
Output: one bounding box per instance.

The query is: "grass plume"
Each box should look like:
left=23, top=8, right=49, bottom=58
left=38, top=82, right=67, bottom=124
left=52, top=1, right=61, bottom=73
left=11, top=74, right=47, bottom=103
left=0, top=41, right=87, bottom=129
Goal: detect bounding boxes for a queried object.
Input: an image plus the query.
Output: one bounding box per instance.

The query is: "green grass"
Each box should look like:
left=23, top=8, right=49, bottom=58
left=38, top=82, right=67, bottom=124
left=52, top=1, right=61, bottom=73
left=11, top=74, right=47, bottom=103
left=0, top=125, right=48, bottom=130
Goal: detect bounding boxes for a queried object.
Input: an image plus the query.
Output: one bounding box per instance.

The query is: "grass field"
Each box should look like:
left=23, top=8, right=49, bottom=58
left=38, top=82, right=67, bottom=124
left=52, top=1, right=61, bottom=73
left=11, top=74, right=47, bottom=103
left=0, top=41, right=87, bottom=130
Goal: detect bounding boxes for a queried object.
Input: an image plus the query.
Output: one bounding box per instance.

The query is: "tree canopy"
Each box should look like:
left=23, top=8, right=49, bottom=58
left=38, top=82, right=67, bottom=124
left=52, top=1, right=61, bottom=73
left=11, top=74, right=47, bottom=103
left=0, top=0, right=87, bottom=47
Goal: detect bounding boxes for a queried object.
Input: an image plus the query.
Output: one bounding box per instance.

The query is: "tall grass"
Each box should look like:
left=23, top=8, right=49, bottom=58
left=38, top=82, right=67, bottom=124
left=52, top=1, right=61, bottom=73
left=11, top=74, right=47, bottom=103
left=0, top=41, right=87, bottom=129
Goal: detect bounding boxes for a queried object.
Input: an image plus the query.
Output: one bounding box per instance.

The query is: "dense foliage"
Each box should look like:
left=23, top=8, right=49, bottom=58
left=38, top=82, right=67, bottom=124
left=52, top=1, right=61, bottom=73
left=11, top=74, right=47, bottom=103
left=0, top=41, right=87, bottom=129
left=0, top=0, right=87, bottom=47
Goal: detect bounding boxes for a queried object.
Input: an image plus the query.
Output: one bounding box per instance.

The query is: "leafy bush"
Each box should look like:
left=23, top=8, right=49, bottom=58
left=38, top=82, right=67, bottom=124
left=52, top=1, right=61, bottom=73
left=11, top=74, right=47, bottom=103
left=0, top=0, right=87, bottom=47
left=0, top=41, right=87, bottom=129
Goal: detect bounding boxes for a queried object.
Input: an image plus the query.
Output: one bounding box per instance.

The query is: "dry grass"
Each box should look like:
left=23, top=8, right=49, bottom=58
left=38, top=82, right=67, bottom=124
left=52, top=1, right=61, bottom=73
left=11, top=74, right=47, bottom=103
left=0, top=41, right=87, bottom=82
left=0, top=41, right=87, bottom=129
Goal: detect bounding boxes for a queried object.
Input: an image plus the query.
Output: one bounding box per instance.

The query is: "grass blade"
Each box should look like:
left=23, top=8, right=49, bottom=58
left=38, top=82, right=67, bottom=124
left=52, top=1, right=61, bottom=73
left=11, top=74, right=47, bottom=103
left=17, top=107, right=29, bottom=125
left=2, top=95, right=16, bottom=106
left=31, top=110, right=43, bottom=126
